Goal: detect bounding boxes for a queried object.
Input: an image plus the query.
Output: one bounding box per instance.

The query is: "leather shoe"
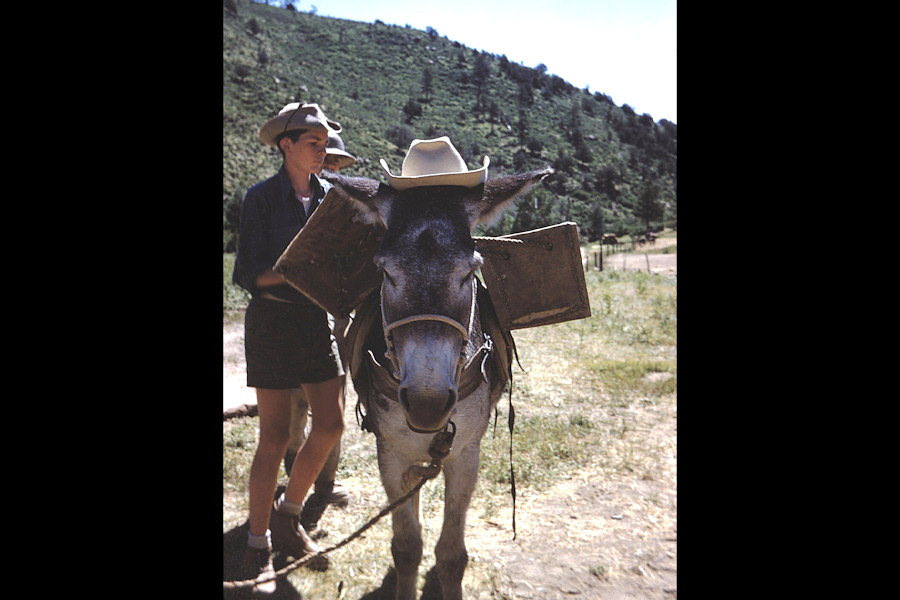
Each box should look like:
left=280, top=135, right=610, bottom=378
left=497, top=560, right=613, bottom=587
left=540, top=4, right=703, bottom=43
left=270, top=503, right=329, bottom=570
left=241, top=545, right=276, bottom=596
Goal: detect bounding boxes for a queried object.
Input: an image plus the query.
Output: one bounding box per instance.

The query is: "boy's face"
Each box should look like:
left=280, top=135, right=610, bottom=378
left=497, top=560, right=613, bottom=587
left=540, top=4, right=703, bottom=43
left=281, top=129, right=328, bottom=174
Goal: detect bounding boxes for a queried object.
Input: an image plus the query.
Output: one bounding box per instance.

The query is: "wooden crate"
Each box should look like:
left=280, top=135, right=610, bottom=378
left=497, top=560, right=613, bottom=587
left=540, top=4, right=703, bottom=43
left=475, top=222, right=591, bottom=330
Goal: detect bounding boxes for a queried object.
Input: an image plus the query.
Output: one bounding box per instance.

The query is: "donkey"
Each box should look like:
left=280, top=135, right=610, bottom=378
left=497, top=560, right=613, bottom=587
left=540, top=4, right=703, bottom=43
left=321, top=165, right=552, bottom=600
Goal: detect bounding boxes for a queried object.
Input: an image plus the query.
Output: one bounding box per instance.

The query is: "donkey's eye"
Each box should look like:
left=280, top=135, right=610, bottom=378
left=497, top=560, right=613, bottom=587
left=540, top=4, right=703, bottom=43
left=461, top=270, right=476, bottom=288
left=375, top=256, right=395, bottom=286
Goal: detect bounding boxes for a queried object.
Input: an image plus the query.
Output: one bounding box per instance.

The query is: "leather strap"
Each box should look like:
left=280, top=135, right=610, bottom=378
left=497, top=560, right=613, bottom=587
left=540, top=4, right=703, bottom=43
left=364, top=343, right=491, bottom=402
left=347, top=283, right=514, bottom=429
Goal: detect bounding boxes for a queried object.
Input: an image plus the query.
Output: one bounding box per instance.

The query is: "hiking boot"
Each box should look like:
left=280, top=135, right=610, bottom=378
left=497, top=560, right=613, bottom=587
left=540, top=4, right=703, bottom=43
left=300, top=482, right=351, bottom=531
left=241, top=545, right=276, bottom=596
left=270, top=503, right=329, bottom=571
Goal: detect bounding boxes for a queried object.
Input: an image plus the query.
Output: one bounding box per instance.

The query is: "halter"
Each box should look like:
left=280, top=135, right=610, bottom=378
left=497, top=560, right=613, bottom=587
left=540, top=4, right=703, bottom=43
left=380, top=275, right=478, bottom=383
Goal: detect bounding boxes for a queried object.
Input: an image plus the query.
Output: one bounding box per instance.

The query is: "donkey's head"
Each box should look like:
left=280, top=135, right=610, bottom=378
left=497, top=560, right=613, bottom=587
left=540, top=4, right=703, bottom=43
left=324, top=166, right=552, bottom=432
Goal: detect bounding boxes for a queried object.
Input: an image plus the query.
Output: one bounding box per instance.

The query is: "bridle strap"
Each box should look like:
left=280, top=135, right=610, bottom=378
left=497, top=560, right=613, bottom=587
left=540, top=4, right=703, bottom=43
left=364, top=341, right=491, bottom=403
left=380, top=276, right=478, bottom=377
left=383, top=313, right=469, bottom=340
left=361, top=279, right=493, bottom=414
left=381, top=276, right=477, bottom=342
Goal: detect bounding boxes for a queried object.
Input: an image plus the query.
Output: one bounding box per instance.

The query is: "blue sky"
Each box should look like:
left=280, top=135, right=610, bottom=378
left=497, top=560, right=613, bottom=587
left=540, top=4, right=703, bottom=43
left=296, top=0, right=677, bottom=124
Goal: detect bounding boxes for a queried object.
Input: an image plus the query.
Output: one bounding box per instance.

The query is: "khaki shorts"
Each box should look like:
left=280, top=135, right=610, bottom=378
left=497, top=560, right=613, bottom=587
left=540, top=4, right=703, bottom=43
left=244, top=295, right=344, bottom=389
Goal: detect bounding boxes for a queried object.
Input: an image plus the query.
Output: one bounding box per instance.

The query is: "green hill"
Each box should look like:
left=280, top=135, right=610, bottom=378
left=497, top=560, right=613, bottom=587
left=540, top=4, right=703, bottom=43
left=223, top=0, right=676, bottom=251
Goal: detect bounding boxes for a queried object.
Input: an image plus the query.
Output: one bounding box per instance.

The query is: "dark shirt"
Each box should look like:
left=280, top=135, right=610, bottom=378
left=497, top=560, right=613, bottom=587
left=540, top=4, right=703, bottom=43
left=232, top=166, right=332, bottom=302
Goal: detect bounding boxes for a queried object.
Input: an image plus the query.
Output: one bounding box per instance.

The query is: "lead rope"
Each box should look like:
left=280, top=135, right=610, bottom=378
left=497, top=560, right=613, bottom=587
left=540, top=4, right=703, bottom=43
left=224, top=423, right=457, bottom=590
left=493, top=322, right=525, bottom=540
left=492, top=323, right=524, bottom=540
left=508, top=380, right=517, bottom=539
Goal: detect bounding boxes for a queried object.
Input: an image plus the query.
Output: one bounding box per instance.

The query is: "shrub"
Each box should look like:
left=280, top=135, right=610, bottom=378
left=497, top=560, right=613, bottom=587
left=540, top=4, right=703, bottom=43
left=402, top=98, right=422, bottom=122
left=234, top=64, right=251, bottom=80
left=386, top=125, right=415, bottom=149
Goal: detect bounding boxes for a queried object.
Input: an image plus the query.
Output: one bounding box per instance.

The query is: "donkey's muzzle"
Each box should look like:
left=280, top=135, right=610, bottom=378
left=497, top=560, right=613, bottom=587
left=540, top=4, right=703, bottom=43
left=399, top=383, right=458, bottom=433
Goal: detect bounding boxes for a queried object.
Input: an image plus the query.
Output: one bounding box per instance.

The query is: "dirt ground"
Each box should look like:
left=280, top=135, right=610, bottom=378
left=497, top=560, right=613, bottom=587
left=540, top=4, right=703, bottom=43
left=470, top=405, right=677, bottom=599
left=223, top=241, right=676, bottom=598
left=581, top=238, right=677, bottom=277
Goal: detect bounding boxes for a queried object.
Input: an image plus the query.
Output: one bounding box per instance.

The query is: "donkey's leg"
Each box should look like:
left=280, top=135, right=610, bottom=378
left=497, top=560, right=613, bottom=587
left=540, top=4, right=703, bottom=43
left=435, top=443, right=481, bottom=600
left=391, top=497, right=422, bottom=600
left=378, top=449, right=423, bottom=600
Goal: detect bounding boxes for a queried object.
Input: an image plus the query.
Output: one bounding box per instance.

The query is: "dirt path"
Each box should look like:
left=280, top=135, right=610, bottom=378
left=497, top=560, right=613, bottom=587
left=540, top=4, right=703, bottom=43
left=223, top=322, right=256, bottom=416
left=582, top=237, right=677, bottom=276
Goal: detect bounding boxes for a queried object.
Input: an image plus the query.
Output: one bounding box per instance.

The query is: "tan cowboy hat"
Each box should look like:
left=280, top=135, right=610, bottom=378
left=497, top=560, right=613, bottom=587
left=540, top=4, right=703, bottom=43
left=380, top=136, right=489, bottom=190
left=259, top=102, right=341, bottom=147
left=325, top=131, right=356, bottom=169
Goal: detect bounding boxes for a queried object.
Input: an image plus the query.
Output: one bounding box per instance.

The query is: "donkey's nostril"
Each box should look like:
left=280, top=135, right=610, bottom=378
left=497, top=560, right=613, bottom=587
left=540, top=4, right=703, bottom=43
left=444, top=388, right=458, bottom=414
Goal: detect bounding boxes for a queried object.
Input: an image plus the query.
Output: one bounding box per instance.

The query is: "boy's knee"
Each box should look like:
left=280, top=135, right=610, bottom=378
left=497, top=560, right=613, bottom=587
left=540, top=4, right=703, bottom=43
left=314, top=416, right=344, bottom=442
left=257, top=428, right=291, bottom=456
left=326, top=416, right=345, bottom=438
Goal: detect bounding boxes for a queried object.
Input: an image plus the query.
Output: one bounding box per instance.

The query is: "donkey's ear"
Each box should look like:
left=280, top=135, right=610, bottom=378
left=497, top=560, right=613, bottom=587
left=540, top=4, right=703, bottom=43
left=321, top=172, right=396, bottom=229
left=467, top=166, right=554, bottom=229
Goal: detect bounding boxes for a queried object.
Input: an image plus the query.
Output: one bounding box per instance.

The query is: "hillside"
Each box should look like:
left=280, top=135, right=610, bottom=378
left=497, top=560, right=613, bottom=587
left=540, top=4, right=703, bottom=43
left=223, top=0, right=676, bottom=251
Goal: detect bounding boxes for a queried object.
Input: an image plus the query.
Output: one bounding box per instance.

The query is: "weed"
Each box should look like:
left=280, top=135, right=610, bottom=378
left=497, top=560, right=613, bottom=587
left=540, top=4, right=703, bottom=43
left=590, top=564, right=608, bottom=580
left=223, top=252, right=250, bottom=314
left=223, top=417, right=258, bottom=493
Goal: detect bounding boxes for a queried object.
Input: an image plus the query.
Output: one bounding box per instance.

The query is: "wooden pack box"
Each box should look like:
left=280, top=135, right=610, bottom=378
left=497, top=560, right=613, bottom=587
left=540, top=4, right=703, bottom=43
left=274, top=192, right=384, bottom=318
left=475, top=222, right=591, bottom=330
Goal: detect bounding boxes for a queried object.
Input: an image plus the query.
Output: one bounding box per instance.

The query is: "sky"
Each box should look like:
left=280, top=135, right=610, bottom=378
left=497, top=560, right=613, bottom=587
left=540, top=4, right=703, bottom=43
left=299, top=0, right=677, bottom=124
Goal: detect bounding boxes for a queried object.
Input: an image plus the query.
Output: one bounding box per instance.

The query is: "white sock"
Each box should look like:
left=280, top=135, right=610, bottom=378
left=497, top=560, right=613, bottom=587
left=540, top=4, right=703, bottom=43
left=247, top=529, right=271, bottom=550
left=275, top=492, right=303, bottom=516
